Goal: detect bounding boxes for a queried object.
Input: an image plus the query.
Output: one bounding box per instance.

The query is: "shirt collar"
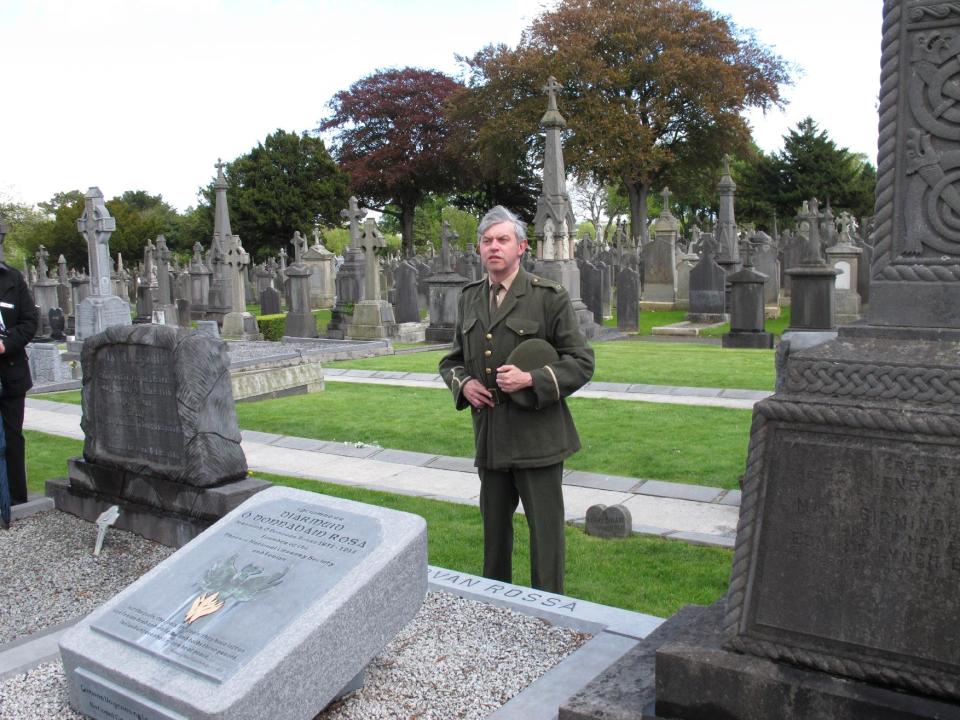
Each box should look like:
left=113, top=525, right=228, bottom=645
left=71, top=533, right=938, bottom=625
left=489, top=265, right=521, bottom=294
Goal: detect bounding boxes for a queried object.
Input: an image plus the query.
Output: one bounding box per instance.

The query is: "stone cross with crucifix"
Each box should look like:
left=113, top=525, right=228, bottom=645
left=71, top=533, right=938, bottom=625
left=660, top=187, right=673, bottom=217
left=36, top=245, right=50, bottom=279
left=291, top=231, right=307, bottom=264
left=801, top=198, right=825, bottom=265
left=543, top=76, right=562, bottom=113
left=76, top=187, right=117, bottom=297
left=360, top=218, right=385, bottom=301
left=340, top=197, right=367, bottom=251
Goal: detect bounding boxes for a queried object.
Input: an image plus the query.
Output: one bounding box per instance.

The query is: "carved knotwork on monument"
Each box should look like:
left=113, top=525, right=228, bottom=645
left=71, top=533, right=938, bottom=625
left=784, top=357, right=960, bottom=403
left=876, top=6, right=960, bottom=280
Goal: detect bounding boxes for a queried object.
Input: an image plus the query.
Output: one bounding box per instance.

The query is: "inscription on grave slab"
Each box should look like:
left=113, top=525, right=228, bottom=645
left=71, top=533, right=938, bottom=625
left=74, top=668, right=187, bottom=720
left=80, top=324, right=247, bottom=487
left=742, top=426, right=960, bottom=671
left=93, top=344, right=183, bottom=465
left=92, top=498, right=381, bottom=682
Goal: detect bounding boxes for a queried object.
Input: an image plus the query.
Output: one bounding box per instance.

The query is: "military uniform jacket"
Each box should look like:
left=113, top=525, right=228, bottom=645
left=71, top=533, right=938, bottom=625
left=0, top=264, right=38, bottom=397
left=439, top=267, right=594, bottom=470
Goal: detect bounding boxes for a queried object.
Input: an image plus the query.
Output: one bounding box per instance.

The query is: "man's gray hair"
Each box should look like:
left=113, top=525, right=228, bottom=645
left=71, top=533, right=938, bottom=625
left=478, top=206, right=527, bottom=244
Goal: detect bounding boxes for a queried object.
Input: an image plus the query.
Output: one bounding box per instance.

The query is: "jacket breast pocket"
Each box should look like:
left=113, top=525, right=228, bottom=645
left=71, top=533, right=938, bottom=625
left=504, top=317, right=540, bottom=340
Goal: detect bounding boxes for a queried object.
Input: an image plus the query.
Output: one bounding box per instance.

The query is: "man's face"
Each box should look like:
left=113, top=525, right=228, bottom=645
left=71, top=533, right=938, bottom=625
left=479, top=221, right=527, bottom=279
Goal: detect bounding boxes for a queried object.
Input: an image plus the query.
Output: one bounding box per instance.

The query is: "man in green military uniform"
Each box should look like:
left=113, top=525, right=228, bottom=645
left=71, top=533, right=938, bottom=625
left=439, top=206, right=594, bottom=593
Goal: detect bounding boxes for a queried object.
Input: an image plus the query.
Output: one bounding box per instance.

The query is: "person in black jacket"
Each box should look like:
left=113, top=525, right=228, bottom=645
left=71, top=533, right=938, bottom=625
left=0, top=262, right=38, bottom=505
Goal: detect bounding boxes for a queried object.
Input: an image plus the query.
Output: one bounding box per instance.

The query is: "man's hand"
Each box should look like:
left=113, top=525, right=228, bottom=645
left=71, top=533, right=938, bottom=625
left=0, top=340, right=6, bottom=355
left=496, top=364, right=533, bottom=393
left=463, top=378, right=494, bottom=408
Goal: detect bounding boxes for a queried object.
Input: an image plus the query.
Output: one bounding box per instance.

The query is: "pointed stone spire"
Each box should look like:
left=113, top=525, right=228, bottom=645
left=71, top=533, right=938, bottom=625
left=533, top=76, right=576, bottom=248
left=213, top=158, right=232, bottom=243
left=716, top=155, right=739, bottom=262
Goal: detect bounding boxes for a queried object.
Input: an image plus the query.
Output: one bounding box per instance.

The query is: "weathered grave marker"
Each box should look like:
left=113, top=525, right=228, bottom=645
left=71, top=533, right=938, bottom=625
left=47, top=324, right=266, bottom=547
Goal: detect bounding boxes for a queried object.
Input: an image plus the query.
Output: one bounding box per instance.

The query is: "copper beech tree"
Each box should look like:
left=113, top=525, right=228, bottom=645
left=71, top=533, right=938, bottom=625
left=455, top=0, right=791, bottom=242
left=320, top=68, right=463, bottom=257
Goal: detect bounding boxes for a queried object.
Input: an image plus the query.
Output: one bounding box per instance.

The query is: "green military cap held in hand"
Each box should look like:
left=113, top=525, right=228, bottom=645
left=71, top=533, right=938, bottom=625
left=504, top=338, right=559, bottom=409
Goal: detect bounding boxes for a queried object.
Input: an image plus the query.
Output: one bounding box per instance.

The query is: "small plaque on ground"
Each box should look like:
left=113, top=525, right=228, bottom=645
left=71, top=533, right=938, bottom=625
left=585, top=504, right=632, bottom=538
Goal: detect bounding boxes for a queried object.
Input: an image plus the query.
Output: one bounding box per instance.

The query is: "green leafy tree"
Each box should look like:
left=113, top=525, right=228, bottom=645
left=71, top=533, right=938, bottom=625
left=320, top=68, right=463, bottom=257
left=441, top=205, right=479, bottom=250
left=0, top=197, right=49, bottom=270
left=19, top=191, right=85, bottom=270
left=769, top=117, right=876, bottom=222
left=456, top=0, right=790, bottom=242
left=201, top=130, right=349, bottom=261
left=105, top=192, right=181, bottom=264
left=731, top=119, right=877, bottom=231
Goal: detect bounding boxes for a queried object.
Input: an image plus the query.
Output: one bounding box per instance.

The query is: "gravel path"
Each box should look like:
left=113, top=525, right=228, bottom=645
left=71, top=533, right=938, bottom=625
left=0, top=511, right=589, bottom=719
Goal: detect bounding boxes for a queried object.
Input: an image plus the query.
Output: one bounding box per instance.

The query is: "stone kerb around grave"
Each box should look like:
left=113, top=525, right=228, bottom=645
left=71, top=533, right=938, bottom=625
left=60, top=486, right=428, bottom=720
left=80, top=324, right=247, bottom=487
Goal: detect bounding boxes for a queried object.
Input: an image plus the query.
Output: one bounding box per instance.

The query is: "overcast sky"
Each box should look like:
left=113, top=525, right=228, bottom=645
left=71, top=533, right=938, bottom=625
left=1, top=0, right=881, bottom=214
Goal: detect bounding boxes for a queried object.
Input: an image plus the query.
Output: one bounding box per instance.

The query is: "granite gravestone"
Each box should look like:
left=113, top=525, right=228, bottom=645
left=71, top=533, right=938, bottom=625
left=722, top=242, right=773, bottom=349
left=641, top=189, right=680, bottom=307
left=393, top=260, right=420, bottom=324
left=47, top=324, right=267, bottom=547
left=616, top=265, right=640, bottom=333
left=283, top=233, right=319, bottom=339
left=60, top=485, right=427, bottom=720
left=425, top=222, right=469, bottom=342
left=580, top=260, right=603, bottom=325
left=561, top=6, right=960, bottom=718
left=687, top=235, right=726, bottom=320
left=259, top=286, right=281, bottom=316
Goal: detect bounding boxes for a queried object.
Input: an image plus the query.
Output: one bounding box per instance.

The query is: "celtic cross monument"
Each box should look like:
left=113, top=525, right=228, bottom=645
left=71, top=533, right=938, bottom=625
left=74, top=187, right=131, bottom=340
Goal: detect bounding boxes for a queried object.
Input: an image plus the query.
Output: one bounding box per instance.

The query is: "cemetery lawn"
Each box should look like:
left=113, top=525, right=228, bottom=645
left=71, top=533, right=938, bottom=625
left=32, top=387, right=752, bottom=487
left=22, top=434, right=730, bottom=615
left=25, top=430, right=83, bottom=489
left=237, top=388, right=750, bottom=488
left=327, top=340, right=776, bottom=391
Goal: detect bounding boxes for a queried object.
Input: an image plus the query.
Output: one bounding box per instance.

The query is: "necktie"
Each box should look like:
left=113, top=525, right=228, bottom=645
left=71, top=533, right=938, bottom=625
left=489, top=282, right=502, bottom=316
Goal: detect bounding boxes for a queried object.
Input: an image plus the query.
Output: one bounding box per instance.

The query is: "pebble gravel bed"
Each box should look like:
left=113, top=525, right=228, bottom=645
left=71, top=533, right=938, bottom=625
left=0, top=511, right=174, bottom=644
left=0, top=511, right=590, bottom=719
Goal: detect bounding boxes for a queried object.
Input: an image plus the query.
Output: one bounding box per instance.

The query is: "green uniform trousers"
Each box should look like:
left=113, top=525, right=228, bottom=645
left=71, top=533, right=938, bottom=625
left=478, top=462, right=565, bottom=594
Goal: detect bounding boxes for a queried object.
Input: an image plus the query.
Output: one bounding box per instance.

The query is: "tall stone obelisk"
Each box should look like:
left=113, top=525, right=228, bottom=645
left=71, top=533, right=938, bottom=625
left=532, top=77, right=599, bottom=339
left=208, top=160, right=260, bottom=340
left=74, top=187, right=132, bottom=340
